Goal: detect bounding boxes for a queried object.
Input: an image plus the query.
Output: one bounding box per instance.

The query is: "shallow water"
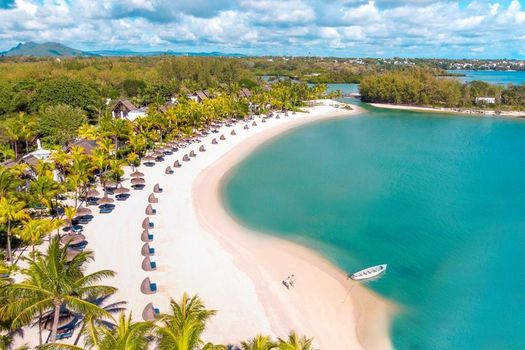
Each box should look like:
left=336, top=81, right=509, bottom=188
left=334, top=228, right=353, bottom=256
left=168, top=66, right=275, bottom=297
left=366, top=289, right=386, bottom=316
left=448, top=70, right=525, bottom=86
left=223, top=104, right=525, bottom=349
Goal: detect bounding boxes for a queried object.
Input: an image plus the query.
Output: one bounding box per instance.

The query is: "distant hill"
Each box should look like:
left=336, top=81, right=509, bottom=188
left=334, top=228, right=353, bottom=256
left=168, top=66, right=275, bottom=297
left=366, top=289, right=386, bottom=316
left=89, top=49, right=247, bottom=57
left=0, top=42, right=247, bottom=58
left=2, top=42, right=96, bottom=57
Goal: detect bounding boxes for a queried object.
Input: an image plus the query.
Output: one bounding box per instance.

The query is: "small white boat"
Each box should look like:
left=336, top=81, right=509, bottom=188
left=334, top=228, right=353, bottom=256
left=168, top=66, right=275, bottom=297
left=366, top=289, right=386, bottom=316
left=349, top=264, right=387, bottom=281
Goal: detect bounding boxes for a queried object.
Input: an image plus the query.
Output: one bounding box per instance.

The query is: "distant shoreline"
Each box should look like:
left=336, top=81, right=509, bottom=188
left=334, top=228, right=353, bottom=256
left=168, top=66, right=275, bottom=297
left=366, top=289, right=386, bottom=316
left=369, top=103, right=525, bottom=119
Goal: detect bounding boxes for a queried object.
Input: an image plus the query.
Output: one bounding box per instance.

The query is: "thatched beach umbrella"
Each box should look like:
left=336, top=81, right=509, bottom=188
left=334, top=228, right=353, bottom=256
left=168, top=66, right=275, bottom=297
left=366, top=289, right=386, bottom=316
left=142, top=302, right=159, bottom=321
left=153, top=184, right=163, bottom=193
left=141, top=243, right=154, bottom=256
left=244, top=124, right=249, bottom=130
left=76, top=206, right=91, bottom=216
left=41, top=309, right=76, bottom=331
left=182, top=154, right=190, bottom=161
left=130, top=171, right=144, bottom=178
left=61, top=234, right=86, bottom=246
left=276, top=115, right=281, bottom=119
left=145, top=204, right=156, bottom=215
left=153, top=152, right=164, bottom=159
left=142, top=256, right=156, bottom=272
left=189, top=150, right=196, bottom=157
left=140, top=277, right=157, bottom=295
left=114, top=187, right=130, bottom=194
left=142, top=217, right=152, bottom=229
left=141, top=229, right=153, bottom=242
left=199, top=145, right=206, bottom=152
left=86, top=189, right=100, bottom=198
left=220, top=135, right=226, bottom=141
left=131, top=178, right=146, bottom=185
left=261, top=118, right=266, bottom=123
left=211, top=138, right=218, bottom=145
left=98, top=196, right=114, bottom=205
left=230, top=130, right=236, bottom=136
left=65, top=249, right=80, bottom=263
left=143, top=155, right=155, bottom=162
left=148, top=193, right=158, bottom=204
left=165, top=166, right=173, bottom=174
left=173, top=160, right=181, bottom=168
left=252, top=121, right=257, bottom=126
left=104, top=181, right=117, bottom=189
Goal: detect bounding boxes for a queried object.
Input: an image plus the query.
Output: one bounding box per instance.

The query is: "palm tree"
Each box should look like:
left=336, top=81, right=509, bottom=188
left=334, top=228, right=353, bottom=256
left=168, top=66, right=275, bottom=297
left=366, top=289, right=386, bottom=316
left=64, top=206, right=77, bottom=229
left=14, top=218, right=54, bottom=261
left=0, top=145, right=15, bottom=163
left=94, top=312, right=153, bottom=350
left=72, top=294, right=127, bottom=347
left=29, top=175, right=63, bottom=212
left=0, top=196, right=29, bottom=264
left=277, top=332, right=313, bottom=350
left=2, top=237, right=116, bottom=343
left=155, top=293, right=221, bottom=350
left=3, top=118, right=21, bottom=160
left=0, top=167, right=20, bottom=198
left=241, top=335, right=277, bottom=350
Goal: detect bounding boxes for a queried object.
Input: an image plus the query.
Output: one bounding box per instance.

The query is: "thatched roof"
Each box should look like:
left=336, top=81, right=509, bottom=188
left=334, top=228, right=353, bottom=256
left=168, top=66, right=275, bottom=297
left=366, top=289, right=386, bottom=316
left=142, top=302, right=158, bottom=321
left=76, top=206, right=92, bottom=216
left=22, top=155, right=39, bottom=168
left=140, top=277, right=157, bottom=295
left=113, top=99, right=137, bottom=112
left=153, top=184, right=162, bottom=193
left=148, top=193, right=158, bottom=203
left=68, top=139, right=98, bottom=155
left=145, top=204, right=155, bottom=215
left=141, top=229, right=153, bottom=242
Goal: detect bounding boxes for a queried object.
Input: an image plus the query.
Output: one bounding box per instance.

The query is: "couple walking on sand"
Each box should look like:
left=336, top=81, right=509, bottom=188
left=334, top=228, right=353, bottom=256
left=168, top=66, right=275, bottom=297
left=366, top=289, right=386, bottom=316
left=282, top=274, right=295, bottom=289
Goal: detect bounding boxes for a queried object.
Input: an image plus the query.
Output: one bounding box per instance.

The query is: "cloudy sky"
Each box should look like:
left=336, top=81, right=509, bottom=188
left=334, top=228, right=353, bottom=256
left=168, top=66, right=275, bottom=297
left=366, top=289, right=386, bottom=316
left=0, top=0, right=525, bottom=58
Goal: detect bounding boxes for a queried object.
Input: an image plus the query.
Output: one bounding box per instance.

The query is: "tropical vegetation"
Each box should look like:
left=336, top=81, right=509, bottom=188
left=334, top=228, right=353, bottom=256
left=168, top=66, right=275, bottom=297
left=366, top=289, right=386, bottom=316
left=359, top=69, right=525, bottom=109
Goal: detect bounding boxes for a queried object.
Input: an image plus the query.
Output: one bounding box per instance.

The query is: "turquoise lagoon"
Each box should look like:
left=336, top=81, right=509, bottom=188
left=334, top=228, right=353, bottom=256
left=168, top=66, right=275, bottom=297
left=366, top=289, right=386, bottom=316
left=448, top=70, right=525, bottom=86
left=223, top=104, right=525, bottom=349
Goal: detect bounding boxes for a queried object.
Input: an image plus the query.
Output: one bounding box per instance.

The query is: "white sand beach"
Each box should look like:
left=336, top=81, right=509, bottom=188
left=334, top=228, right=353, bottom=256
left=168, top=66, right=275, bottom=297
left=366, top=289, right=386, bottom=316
left=370, top=103, right=525, bottom=118
left=76, top=100, right=396, bottom=349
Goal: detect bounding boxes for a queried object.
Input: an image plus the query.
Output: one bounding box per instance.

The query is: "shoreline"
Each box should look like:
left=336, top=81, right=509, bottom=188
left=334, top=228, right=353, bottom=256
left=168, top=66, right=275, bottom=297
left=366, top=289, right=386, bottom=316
left=370, top=102, right=525, bottom=119
left=41, top=100, right=395, bottom=349
left=194, top=103, right=395, bottom=349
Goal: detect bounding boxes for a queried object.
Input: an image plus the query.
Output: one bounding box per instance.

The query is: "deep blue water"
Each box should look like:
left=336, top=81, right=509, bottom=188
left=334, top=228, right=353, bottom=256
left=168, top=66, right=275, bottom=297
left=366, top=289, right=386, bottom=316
left=223, top=105, right=525, bottom=349
left=448, top=70, right=525, bottom=86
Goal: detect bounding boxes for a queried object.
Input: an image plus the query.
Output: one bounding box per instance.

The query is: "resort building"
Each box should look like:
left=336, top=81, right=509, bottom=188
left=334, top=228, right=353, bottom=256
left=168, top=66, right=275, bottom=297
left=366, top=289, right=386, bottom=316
left=126, top=107, right=148, bottom=122
left=111, top=99, right=148, bottom=121
left=475, top=97, right=496, bottom=105
left=111, top=99, right=137, bottom=119
left=188, top=90, right=211, bottom=103
left=67, top=138, right=99, bottom=155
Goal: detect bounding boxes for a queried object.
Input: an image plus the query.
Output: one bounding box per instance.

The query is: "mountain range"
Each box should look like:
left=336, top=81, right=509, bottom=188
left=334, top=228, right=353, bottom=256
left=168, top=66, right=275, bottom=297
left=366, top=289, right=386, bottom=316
left=1, top=42, right=246, bottom=58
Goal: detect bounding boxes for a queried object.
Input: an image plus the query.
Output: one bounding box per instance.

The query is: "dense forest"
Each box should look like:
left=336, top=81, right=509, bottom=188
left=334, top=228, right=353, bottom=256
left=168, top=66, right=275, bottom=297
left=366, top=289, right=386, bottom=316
left=359, top=69, right=525, bottom=109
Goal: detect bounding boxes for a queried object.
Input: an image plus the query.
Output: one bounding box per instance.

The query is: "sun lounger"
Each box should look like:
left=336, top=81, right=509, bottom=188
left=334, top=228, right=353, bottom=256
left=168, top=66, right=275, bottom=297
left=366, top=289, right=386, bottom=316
left=55, top=329, right=73, bottom=340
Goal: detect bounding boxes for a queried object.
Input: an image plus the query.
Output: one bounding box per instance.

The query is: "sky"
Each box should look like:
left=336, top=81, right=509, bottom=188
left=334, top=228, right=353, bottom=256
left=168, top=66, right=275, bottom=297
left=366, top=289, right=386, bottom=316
left=0, top=0, right=525, bottom=58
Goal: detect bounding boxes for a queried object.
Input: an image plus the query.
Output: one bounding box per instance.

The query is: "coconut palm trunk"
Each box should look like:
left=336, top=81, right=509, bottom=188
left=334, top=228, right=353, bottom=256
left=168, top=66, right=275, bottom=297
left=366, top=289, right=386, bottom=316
left=6, top=218, right=12, bottom=264
left=50, top=301, right=61, bottom=343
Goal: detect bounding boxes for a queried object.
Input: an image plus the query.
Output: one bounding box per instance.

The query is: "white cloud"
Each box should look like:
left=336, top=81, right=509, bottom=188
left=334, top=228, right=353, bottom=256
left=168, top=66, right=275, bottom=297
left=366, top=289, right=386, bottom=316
left=0, top=0, right=523, bottom=58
